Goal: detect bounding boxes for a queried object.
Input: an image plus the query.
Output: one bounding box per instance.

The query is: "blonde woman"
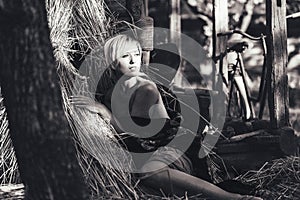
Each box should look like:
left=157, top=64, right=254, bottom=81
left=71, top=34, right=262, bottom=200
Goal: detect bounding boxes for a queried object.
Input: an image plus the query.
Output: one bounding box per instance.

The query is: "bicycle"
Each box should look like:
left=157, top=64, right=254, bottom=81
left=217, top=30, right=268, bottom=121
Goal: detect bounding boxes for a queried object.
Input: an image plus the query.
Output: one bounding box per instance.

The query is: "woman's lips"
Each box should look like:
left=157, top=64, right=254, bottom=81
left=129, top=66, right=136, bottom=70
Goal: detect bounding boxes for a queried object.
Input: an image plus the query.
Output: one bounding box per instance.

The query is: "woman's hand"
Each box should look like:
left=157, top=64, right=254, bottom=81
left=69, top=95, right=126, bottom=132
left=69, top=95, right=112, bottom=120
left=123, top=72, right=156, bottom=90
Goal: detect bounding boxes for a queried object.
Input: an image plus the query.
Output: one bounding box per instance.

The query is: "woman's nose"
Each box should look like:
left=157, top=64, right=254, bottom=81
left=129, top=55, right=134, bottom=64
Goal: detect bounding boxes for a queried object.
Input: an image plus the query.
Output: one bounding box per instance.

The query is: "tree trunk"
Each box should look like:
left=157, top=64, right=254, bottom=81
left=0, top=1, right=89, bottom=199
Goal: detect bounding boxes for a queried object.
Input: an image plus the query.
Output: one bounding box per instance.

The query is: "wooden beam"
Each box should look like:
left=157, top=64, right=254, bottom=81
left=144, top=0, right=149, bottom=16
left=212, top=0, right=229, bottom=86
left=212, top=0, right=229, bottom=120
left=169, top=0, right=182, bottom=86
left=266, top=0, right=289, bottom=128
left=170, top=0, right=181, bottom=50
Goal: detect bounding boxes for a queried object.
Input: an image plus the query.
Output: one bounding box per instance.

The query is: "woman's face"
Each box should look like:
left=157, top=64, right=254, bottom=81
left=116, top=43, right=142, bottom=74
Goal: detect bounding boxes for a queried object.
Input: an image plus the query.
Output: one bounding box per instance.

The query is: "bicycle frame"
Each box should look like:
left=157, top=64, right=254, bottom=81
left=217, top=30, right=268, bottom=120
left=227, top=50, right=254, bottom=120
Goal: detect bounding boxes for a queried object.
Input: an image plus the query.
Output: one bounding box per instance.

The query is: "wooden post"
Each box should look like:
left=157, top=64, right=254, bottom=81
left=170, top=0, right=181, bottom=51
left=212, top=0, right=229, bottom=87
left=169, top=0, right=182, bottom=86
left=266, top=0, right=289, bottom=128
left=106, top=0, right=151, bottom=64
left=128, top=0, right=153, bottom=68
left=212, top=0, right=229, bottom=120
left=136, top=17, right=154, bottom=67
left=144, top=0, right=149, bottom=16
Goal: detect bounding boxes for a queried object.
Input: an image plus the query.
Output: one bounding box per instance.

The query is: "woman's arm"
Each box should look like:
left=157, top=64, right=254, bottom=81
left=69, top=95, right=123, bottom=133
left=70, top=95, right=151, bottom=152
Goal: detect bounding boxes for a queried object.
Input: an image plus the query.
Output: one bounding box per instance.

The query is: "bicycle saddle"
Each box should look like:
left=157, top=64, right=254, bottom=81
left=227, top=41, right=249, bottom=53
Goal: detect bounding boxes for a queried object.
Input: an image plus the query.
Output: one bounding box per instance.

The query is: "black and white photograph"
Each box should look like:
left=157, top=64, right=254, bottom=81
left=0, top=0, right=300, bottom=199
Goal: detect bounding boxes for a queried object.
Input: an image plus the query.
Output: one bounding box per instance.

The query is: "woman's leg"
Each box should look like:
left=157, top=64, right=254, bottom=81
left=139, top=161, right=262, bottom=200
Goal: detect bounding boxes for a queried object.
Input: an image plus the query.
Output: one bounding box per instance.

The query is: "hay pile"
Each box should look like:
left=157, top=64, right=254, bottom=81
left=0, top=88, right=19, bottom=185
left=46, top=0, right=139, bottom=199
left=0, top=184, right=24, bottom=199
left=237, top=156, right=300, bottom=200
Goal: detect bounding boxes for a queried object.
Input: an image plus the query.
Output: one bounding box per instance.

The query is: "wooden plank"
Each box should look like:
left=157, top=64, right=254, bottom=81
left=266, top=0, right=289, bottom=128
left=170, top=0, right=181, bottom=50
left=212, top=0, right=228, bottom=86
left=216, top=135, right=281, bottom=154
left=212, top=150, right=283, bottom=173
left=144, top=0, right=149, bottom=16
left=169, top=0, right=182, bottom=86
left=212, top=0, right=228, bottom=120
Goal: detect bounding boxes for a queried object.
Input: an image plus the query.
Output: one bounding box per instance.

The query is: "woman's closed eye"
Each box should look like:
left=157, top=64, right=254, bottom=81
left=121, top=53, right=140, bottom=58
left=121, top=54, right=129, bottom=58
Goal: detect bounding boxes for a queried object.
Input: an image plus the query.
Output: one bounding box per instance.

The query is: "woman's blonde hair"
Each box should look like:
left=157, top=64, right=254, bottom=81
left=103, top=34, right=142, bottom=67
left=96, top=35, right=142, bottom=101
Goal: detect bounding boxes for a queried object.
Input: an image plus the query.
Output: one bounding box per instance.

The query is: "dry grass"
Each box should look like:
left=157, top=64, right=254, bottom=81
left=140, top=193, right=207, bottom=200
left=0, top=88, right=19, bottom=185
left=237, top=156, right=300, bottom=200
left=0, top=184, right=24, bottom=199
left=46, top=0, right=140, bottom=199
